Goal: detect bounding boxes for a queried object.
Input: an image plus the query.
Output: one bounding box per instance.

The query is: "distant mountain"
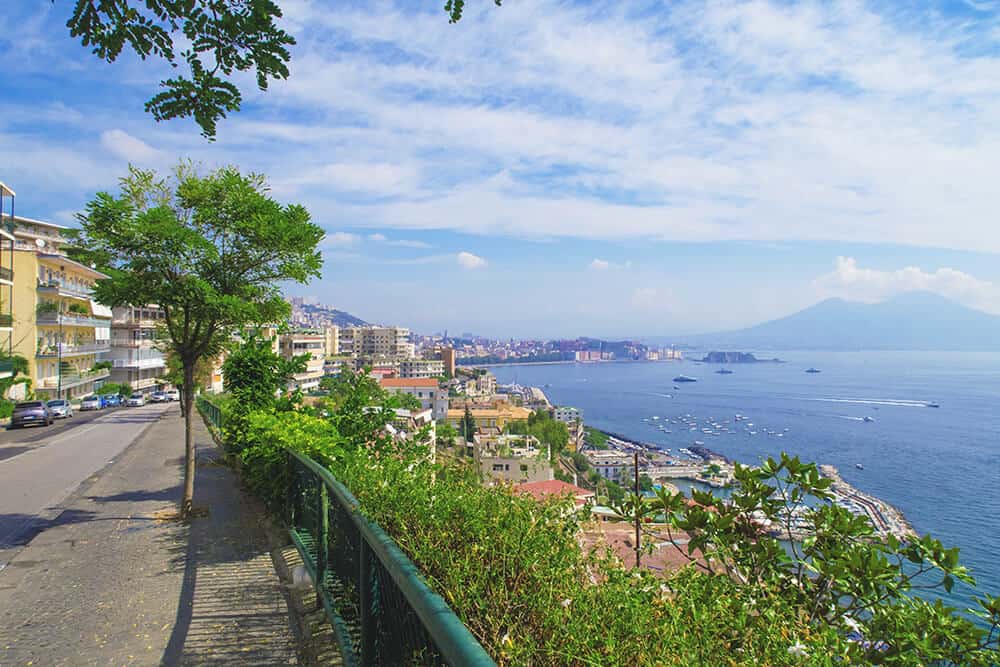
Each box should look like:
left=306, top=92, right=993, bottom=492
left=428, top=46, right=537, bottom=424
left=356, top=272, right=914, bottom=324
left=682, top=292, right=1000, bottom=351
left=300, top=302, right=368, bottom=327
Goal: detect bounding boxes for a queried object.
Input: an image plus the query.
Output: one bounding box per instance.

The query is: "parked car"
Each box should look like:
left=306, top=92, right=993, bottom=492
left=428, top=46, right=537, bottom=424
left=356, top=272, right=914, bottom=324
left=103, top=394, right=123, bottom=408
left=9, top=401, right=53, bottom=428
left=46, top=399, right=73, bottom=419
left=126, top=393, right=146, bottom=407
left=149, top=391, right=168, bottom=403
left=165, top=389, right=180, bottom=402
left=80, top=395, right=103, bottom=411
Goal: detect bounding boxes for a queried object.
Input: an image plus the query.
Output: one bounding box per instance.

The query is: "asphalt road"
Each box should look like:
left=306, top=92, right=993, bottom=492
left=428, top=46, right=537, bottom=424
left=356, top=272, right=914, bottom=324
left=0, top=402, right=174, bottom=564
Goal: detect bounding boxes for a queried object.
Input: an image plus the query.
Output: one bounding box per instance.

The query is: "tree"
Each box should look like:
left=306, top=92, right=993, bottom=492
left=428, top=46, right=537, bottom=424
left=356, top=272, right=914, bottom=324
left=163, top=348, right=215, bottom=414
left=221, top=332, right=307, bottom=450
left=61, top=1, right=499, bottom=138
left=71, top=165, right=323, bottom=517
left=462, top=405, right=476, bottom=442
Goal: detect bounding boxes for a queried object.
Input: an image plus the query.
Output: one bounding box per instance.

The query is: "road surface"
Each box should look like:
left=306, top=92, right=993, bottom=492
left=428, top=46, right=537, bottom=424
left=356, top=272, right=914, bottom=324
left=0, top=402, right=174, bottom=565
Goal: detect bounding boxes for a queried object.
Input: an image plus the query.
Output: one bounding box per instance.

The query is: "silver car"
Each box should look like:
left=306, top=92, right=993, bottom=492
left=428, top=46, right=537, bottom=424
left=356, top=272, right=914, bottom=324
left=80, top=395, right=102, bottom=411
left=46, top=399, right=73, bottom=419
left=126, top=393, right=146, bottom=407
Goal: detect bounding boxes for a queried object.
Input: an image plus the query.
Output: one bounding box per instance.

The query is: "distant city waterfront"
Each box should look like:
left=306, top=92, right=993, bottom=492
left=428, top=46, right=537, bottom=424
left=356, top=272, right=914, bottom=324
left=491, top=350, right=1000, bottom=614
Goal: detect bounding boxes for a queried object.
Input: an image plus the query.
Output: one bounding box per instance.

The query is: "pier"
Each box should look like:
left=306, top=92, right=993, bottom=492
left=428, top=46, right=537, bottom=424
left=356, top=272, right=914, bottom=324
left=820, top=465, right=916, bottom=540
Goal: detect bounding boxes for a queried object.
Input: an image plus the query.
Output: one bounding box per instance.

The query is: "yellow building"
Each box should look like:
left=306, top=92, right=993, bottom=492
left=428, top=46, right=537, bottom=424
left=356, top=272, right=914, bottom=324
left=10, top=217, right=112, bottom=399
left=447, top=405, right=533, bottom=432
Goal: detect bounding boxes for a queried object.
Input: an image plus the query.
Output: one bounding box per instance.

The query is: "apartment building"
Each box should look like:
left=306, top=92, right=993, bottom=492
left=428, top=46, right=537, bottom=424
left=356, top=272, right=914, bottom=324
left=338, top=326, right=413, bottom=359
left=108, top=305, right=167, bottom=393
left=447, top=404, right=533, bottom=434
left=475, top=434, right=553, bottom=484
left=380, top=377, right=448, bottom=420
left=279, top=330, right=326, bottom=390
left=0, top=183, right=15, bottom=376
left=9, top=216, right=112, bottom=398
left=585, top=451, right=634, bottom=484
left=398, top=358, right=444, bottom=379
left=552, top=406, right=585, bottom=452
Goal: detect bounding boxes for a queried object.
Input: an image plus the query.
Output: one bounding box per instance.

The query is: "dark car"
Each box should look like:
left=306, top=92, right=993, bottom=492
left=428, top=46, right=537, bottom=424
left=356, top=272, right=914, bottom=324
left=9, top=401, right=53, bottom=429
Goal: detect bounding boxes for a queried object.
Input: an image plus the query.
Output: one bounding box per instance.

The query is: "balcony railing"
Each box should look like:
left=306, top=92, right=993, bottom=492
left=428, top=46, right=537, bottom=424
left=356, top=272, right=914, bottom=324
left=37, top=278, right=93, bottom=299
left=0, top=266, right=12, bottom=282
left=37, top=368, right=111, bottom=389
left=0, top=359, right=14, bottom=375
left=0, top=313, right=11, bottom=328
left=36, top=312, right=109, bottom=327
left=195, top=398, right=496, bottom=667
left=36, top=341, right=112, bottom=357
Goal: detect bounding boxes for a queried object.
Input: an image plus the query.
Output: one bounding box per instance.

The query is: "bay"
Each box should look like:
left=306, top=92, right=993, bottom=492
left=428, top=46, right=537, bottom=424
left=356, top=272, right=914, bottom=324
left=490, top=351, right=1000, bottom=614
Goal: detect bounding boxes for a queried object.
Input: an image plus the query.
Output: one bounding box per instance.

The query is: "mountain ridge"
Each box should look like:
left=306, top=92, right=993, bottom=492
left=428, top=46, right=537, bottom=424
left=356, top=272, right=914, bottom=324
left=674, top=291, right=1000, bottom=351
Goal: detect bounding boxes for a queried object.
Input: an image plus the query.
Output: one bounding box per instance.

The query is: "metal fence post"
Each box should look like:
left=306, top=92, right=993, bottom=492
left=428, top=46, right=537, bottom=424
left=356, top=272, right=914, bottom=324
left=359, top=540, right=374, bottom=667
left=316, top=482, right=329, bottom=611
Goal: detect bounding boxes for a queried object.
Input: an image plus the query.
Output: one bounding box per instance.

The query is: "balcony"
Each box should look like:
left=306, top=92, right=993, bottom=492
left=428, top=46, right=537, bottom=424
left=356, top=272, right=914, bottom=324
left=36, top=341, right=112, bottom=357
left=37, top=278, right=93, bottom=300
left=0, top=313, right=11, bottom=328
left=36, top=312, right=109, bottom=328
left=37, top=368, right=111, bottom=390
left=0, top=266, right=12, bottom=283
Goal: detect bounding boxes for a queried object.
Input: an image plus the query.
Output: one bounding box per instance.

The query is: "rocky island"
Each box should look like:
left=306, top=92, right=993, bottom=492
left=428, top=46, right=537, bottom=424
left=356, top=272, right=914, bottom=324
left=700, top=351, right=783, bottom=363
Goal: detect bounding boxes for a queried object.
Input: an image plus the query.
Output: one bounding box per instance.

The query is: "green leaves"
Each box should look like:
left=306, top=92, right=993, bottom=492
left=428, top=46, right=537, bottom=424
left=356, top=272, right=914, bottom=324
left=64, top=0, right=294, bottom=138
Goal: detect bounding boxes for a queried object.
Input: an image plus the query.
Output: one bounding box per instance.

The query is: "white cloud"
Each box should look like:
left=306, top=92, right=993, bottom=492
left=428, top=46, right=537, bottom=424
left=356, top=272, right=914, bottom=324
left=11, top=1, right=1000, bottom=254
left=99, top=129, right=162, bottom=164
left=814, top=256, right=1000, bottom=313
left=323, top=232, right=361, bottom=248
left=589, top=258, right=631, bottom=270
left=368, top=233, right=388, bottom=242
left=456, top=251, right=487, bottom=270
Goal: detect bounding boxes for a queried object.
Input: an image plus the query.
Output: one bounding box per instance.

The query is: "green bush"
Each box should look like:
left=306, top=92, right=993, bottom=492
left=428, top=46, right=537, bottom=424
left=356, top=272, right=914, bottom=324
left=209, top=391, right=1000, bottom=667
left=0, top=400, right=13, bottom=420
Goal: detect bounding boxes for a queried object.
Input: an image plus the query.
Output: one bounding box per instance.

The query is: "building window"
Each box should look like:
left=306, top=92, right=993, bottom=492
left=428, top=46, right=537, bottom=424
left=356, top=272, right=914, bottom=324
left=492, top=464, right=504, bottom=472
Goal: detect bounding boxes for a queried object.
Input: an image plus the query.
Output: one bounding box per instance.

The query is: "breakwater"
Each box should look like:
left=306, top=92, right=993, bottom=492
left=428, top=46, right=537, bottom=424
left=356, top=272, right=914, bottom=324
left=820, top=464, right=916, bottom=540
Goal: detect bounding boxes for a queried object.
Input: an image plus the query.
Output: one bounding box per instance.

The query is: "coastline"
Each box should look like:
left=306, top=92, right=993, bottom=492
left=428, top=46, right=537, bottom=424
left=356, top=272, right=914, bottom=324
left=586, top=427, right=915, bottom=540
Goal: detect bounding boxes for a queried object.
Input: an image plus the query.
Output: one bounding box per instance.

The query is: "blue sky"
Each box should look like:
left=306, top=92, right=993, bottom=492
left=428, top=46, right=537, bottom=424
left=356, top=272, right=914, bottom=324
left=4, top=0, right=1000, bottom=337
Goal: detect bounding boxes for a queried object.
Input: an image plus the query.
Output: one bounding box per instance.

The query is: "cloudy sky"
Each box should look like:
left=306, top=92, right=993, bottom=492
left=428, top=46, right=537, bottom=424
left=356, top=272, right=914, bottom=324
left=4, top=0, right=1000, bottom=337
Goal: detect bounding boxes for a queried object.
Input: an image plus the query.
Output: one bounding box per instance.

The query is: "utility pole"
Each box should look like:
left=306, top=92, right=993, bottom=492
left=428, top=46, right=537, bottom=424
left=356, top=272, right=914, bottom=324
left=634, top=451, right=641, bottom=569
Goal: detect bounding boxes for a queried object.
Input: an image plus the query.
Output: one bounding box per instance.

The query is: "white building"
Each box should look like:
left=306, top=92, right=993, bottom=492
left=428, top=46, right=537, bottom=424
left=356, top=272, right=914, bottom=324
left=553, top=406, right=583, bottom=424
left=279, top=330, right=326, bottom=391
left=338, top=326, right=413, bottom=359
left=108, top=305, right=167, bottom=393
left=379, top=377, right=449, bottom=420
left=475, top=434, right=553, bottom=484
left=585, top=451, right=634, bottom=484
left=398, top=358, right=444, bottom=379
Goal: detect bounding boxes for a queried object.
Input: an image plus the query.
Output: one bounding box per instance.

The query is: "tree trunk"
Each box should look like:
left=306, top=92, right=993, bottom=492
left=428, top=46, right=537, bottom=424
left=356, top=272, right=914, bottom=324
left=181, top=362, right=196, bottom=518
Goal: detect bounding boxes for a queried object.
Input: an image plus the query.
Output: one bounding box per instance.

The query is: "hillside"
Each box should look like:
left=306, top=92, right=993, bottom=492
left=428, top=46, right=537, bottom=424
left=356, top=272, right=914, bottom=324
left=682, top=292, right=1000, bottom=351
left=299, top=302, right=368, bottom=327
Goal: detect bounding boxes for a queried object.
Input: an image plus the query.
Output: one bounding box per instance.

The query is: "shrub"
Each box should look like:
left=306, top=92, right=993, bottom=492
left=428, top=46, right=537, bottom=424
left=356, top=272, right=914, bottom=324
left=0, top=400, right=13, bottom=420
left=213, top=394, right=1000, bottom=666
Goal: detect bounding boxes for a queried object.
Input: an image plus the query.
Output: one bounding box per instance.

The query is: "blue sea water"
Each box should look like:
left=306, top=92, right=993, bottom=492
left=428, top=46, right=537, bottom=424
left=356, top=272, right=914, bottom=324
left=490, top=351, right=1000, bottom=614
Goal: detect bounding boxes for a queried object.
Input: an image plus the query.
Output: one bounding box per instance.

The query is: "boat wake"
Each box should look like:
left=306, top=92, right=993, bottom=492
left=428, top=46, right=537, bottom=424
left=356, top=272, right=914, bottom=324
left=805, top=397, right=929, bottom=408
left=834, top=415, right=866, bottom=422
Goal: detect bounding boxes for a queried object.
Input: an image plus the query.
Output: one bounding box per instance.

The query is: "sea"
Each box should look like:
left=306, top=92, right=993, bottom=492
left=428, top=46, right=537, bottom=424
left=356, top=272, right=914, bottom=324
left=490, top=351, right=1000, bottom=616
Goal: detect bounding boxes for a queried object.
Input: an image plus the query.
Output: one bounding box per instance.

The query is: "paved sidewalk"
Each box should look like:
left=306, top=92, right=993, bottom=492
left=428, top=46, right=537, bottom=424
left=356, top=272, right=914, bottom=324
left=0, top=406, right=299, bottom=666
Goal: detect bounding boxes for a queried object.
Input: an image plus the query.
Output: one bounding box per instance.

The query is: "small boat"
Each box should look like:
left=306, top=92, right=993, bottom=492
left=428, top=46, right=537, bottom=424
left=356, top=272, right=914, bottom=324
left=673, top=385, right=680, bottom=390
left=715, top=368, right=734, bottom=375
left=863, top=416, right=875, bottom=423
left=805, top=367, right=821, bottom=374
left=855, top=463, right=864, bottom=470
left=925, top=402, right=940, bottom=408
left=673, top=375, right=698, bottom=383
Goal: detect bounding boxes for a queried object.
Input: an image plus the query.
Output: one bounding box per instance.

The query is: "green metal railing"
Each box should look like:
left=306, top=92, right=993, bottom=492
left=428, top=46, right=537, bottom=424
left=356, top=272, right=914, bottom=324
left=196, top=397, right=495, bottom=667
left=0, top=313, right=11, bottom=327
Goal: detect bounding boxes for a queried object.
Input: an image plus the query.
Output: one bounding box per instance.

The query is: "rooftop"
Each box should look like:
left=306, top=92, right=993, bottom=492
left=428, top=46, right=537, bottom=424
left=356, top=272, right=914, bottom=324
left=381, top=377, right=439, bottom=388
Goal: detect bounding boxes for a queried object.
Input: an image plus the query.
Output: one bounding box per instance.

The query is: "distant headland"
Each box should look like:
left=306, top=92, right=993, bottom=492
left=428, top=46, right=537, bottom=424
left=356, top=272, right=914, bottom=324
left=700, top=351, right=783, bottom=364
